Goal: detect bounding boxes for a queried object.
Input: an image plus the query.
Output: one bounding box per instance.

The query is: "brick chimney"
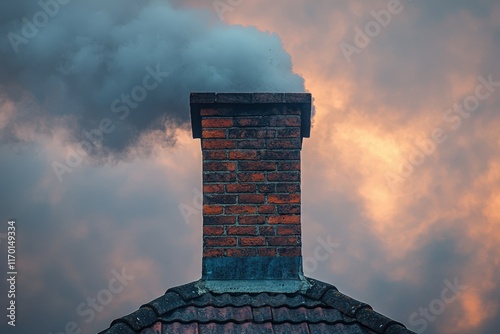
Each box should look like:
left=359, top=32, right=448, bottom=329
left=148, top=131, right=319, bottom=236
left=190, top=93, right=311, bottom=292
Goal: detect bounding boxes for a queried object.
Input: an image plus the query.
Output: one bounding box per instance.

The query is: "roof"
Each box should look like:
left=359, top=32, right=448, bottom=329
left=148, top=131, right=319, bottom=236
left=189, top=92, right=312, bottom=139
left=99, top=277, right=416, bottom=334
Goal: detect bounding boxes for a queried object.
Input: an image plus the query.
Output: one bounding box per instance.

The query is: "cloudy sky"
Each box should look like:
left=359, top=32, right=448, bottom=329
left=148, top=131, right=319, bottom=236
left=0, top=0, right=499, bottom=333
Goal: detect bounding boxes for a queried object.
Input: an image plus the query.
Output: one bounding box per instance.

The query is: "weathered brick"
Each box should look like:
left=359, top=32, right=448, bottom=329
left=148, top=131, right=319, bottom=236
left=229, top=129, right=275, bottom=139
left=204, top=216, right=236, bottom=225
left=268, top=194, right=300, bottom=204
left=203, top=172, right=237, bottom=183
left=269, top=115, right=300, bottom=127
left=267, top=172, right=300, bottom=182
left=239, top=237, right=266, bottom=246
left=227, top=248, right=257, bottom=257
left=261, top=150, right=300, bottom=160
left=228, top=150, right=259, bottom=160
left=268, top=215, right=300, bottom=224
left=277, top=225, right=301, bottom=235
left=239, top=215, right=266, bottom=225
left=277, top=162, right=300, bottom=171
left=202, top=129, right=227, bottom=139
left=203, top=248, right=225, bottom=257
left=267, top=236, right=300, bottom=246
left=202, top=118, right=233, bottom=128
left=203, top=162, right=236, bottom=171
left=237, top=140, right=265, bottom=149
left=276, top=183, right=300, bottom=193
left=258, top=248, right=276, bottom=257
left=200, top=108, right=233, bottom=116
left=258, top=226, right=275, bottom=235
left=227, top=226, right=257, bottom=235
left=257, top=183, right=276, bottom=193
left=202, top=140, right=236, bottom=149
left=204, top=194, right=237, bottom=205
left=258, top=205, right=276, bottom=214
left=277, top=128, right=300, bottom=138
left=204, top=150, right=227, bottom=160
left=205, top=237, right=236, bottom=247
left=225, top=205, right=257, bottom=214
left=239, top=161, right=276, bottom=171
left=235, top=117, right=264, bottom=127
left=278, top=247, right=301, bottom=256
left=203, top=205, right=223, bottom=215
left=277, top=204, right=300, bottom=214
left=267, top=139, right=301, bottom=149
left=203, top=184, right=224, bottom=193
left=238, top=173, right=265, bottom=182
left=239, top=194, right=265, bottom=204
left=203, top=226, right=225, bottom=235
left=226, top=183, right=256, bottom=193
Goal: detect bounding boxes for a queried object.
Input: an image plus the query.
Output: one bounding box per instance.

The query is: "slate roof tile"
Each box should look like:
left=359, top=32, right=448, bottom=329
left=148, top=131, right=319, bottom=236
left=99, top=277, right=416, bottom=334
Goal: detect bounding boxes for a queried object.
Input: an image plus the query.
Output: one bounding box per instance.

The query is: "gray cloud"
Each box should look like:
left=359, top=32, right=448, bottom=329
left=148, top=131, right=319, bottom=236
left=0, top=0, right=304, bottom=160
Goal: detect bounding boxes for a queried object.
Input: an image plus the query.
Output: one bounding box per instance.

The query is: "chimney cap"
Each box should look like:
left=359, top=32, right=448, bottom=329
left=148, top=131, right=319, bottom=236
left=190, top=92, right=312, bottom=139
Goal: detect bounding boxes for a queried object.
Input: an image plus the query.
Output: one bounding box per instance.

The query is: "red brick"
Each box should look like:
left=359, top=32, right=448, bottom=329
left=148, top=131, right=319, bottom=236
left=235, top=117, right=263, bottom=127
left=261, top=150, right=300, bottom=160
left=204, top=194, right=237, bottom=205
left=203, top=226, right=225, bottom=235
left=204, top=173, right=236, bottom=183
left=268, top=215, right=300, bottom=224
left=277, top=225, right=301, bottom=235
left=239, top=161, right=276, bottom=171
left=276, top=183, right=300, bottom=193
left=277, top=204, right=300, bottom=214
left=200, top=108, right=233, bottom=116
left=229, top=150, right=259, bottom=160
left=203, top=162, right=236, bottom=171
left=239, top=215, right=266, bottom=224
left=267, top=236, right=299, bottom=246
left=205, top=237, right=236, bottom=247
left=277, top=128, right=300, bottom=138
left=225, top=205, right=256, bottom=214
left=226, top=184, right=256, bottom=193
left=227, top=226, right=257, bottom=235
left=229, top=129, right=275, bottom=139
left=239, top=194, right=265, bottom=204
left=277, top=162, right=300, bottom=171
left=269, top=115, right=300, bottom=126
left=237, top=140, right=265, bottom=149
left=278, top=247, right=301, bottom=256
left=202, top=129, right=227, bottom=139
left=258, top=226, right=275, bottom=235
left=239, top=237, right=266, bottom=246
left=268, top=194, right=300, bottom=204
left=204, top=150, right=227, bottom=160
left=267, top=172, right=300, bottom=182
left=258, top=205, right=276, bottom=214
left=258, top=248, right=276, bottom=257
left=203, top=205, right=223, bottom=215
left=238, top=173, right=265, bottom=182
left=203, top=249, right=225, bottom=257
left=204, top=216, right=236, bottom=225
left=202, top=140, right=236, bottom=149
left=267, top=139, right=301, bottom=149
left=227, top=248, right=257, bottom=257
left=203, top=184, right=224, bottom=193
left=202, top=118, right=233, bottom=127
left=257, top=184, right=275, bottom=193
